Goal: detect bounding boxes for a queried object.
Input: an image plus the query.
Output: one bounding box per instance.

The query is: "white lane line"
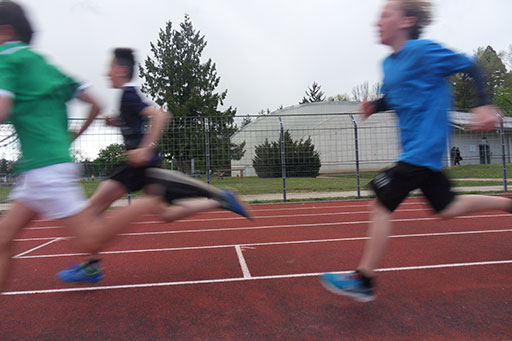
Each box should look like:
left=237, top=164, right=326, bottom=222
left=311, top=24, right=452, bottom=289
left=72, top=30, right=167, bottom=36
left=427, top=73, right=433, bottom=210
left=235, top=245, right=252, bottom=278
left=13, top=238, right=63, bottom=258
left=22, top=207, right=432, bottom=231
left=17, top=212, right=512, bottom=238
left=14, top=237, right=69, bottom=242
left=16, top=228, right=512, bottom=259
left=2, top=259, right=511, bottom=296
left=27, top=201, right=425, bottom=223
left=13, top=213, right=512, bottom=243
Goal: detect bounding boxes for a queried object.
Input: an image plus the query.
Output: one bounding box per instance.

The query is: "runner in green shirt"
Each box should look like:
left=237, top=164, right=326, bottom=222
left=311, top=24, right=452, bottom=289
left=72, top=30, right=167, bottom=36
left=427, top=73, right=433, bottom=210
left=0, top=40, right=81, bottom=172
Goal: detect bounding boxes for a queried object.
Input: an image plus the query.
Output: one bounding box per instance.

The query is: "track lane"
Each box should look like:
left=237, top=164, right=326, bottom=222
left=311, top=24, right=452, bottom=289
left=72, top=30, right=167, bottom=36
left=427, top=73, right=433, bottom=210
left=1, top=198, right=511, bottom=339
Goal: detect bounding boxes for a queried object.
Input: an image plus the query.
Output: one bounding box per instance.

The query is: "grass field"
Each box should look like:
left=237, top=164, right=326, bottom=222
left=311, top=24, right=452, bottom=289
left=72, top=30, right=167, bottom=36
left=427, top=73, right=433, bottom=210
left=1, top=164, right=510, bottom=204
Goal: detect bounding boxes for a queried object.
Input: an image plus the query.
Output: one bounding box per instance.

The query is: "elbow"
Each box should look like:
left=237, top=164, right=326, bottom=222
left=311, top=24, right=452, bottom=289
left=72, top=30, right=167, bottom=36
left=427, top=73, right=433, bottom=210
left=163, top=110, right=172, bottom=125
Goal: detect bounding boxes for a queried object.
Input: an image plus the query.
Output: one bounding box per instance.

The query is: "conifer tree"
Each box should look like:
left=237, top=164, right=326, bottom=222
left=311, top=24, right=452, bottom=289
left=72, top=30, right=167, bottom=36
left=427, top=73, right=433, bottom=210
left=139, top=15, right=244, bottom=173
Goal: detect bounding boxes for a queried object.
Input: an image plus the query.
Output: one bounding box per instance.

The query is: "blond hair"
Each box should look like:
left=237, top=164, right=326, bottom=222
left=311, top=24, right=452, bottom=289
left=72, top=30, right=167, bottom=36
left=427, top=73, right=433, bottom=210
left=398, top=0, right=433, bottom=39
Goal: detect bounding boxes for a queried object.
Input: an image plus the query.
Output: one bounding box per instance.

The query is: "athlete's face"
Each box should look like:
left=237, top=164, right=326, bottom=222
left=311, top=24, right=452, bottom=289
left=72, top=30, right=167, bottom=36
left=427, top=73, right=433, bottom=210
left=0, top=25, right=16, bottom=45
left=106, top=58, right=129, bottom=89
left=376, top=0, right=414, bottom=47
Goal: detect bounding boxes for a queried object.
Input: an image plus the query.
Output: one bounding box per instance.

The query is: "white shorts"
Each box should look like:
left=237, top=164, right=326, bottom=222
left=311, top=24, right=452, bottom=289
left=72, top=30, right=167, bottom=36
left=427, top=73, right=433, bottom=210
left=9, top=162, right=89, bottom=220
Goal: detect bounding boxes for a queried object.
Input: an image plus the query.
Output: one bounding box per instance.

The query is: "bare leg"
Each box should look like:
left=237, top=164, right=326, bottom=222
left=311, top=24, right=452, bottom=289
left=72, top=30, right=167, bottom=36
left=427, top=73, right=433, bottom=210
left=357, top=199, right=393, bottom=277
left=89, top=179, right=127, bottom=214
left=356, top=194, right=512, bottom=278
left=438, top=194, right=512, bottom=219
left=70, top=183, right=220, bottom=261
left=62, top=195, right=165, bottom=254
left=72, top=179, right=129, bottom=262
left=0, top=202, right=37, bottom=291
left=159, top=199, right=220, bottom=222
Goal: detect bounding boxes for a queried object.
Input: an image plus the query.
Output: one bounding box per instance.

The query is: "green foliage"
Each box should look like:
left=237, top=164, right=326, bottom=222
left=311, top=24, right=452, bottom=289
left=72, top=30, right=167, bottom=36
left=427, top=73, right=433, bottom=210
left=452, top=45, right=512, bottom=115
left=494, top=86, right=512, bottom=116
left=327, top=94, right=351, bottom=102
left=452, top=71, right=477, bottom=110
left=252, top=138, right=280, bottom=178
left=300, top=81, right=325, bottom=104
left=252, top=131, right=321, bottom=178
left=476, top=46, right=509, bottom=101
left=93, top=143, right=125, bottom=176
left=0, top=158, right=14, bottom=174
left=139, top=15, right=244, bottom=174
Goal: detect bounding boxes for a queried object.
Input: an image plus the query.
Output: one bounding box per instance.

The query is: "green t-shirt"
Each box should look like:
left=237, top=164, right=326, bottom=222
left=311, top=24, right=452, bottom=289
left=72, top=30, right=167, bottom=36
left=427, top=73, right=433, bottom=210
left=0, top=42, right=82, bottom=173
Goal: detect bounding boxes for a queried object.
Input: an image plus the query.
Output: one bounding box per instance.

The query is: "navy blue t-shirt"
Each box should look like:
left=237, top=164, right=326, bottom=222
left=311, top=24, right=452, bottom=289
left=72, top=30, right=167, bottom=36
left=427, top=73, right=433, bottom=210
left=119, top=86, right=149, bottom=150
left=119, top=85, right=159, bottom=164
left=381, top=39, right=474, bottom=171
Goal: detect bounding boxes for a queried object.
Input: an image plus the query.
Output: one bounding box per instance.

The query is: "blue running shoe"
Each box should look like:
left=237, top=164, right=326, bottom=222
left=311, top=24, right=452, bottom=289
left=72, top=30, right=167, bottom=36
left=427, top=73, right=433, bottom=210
left=320, top=271, right=375, bottom=302
left=219, top=190, right=252, bottom=220
left=56, top=260, right=104, bottom=284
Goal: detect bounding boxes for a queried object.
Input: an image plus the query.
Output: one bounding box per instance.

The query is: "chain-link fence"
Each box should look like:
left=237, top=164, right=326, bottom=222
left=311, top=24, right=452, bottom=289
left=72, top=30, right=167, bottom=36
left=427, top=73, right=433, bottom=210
left=1, top=111, right=511, bottom=200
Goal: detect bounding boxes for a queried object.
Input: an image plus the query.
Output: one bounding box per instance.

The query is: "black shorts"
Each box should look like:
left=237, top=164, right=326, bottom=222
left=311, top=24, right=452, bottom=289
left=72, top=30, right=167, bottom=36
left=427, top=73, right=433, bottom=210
left=109, top=163, right=154, bottom=193
left=369, top=162, right=456, bottom=213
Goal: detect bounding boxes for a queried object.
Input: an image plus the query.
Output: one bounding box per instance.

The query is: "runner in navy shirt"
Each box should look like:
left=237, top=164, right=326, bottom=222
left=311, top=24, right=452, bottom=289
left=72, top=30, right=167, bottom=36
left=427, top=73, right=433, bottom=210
left=57, top=48, right=251, bottom=283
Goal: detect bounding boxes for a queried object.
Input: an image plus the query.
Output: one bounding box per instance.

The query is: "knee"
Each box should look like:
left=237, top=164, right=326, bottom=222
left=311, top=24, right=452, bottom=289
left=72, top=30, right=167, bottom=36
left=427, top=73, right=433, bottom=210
left=0, top=235, right=12, bottom=251
left=72, top=229, right=103, bottom=254
left=0, top=226, right=15, bottom=251
left=435, top=198, right=459, bottom=220
left=436, top=210, right=451, bottom=220
left=74, top=236, right=98, bottom=254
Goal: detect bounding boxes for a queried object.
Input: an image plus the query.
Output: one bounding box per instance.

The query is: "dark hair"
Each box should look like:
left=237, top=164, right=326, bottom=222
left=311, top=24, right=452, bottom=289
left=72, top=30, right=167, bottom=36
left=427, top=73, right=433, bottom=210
left=0, top=1, right=33, bottom=43
left=113, top=48, right=135, bottom=79
left=398, top=0, right=432, bottom=39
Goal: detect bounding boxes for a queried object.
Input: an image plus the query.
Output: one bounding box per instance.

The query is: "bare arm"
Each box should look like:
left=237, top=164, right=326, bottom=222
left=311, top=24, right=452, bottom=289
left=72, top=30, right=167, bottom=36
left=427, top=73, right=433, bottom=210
left=461, top=63, right=501, bottom=131
left=138, top=106, right=171, bottom=149
left=468, top=105, right=503, bottom=132
left=360, top=100, right=376, bottom=120
left=124, top=106, right=171, bottom=166
left=0, top=96, right=12, bottom=123
left=360, top=97, right=387, bottom=120
left=104, top=115, right=124, bottom=127
left=73, top=90, right=103, bottom=140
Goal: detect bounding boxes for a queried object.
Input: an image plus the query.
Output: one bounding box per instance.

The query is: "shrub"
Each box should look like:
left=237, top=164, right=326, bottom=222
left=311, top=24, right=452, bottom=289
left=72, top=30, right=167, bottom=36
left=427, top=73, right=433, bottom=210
left=252, top=131, right=321, bottom=178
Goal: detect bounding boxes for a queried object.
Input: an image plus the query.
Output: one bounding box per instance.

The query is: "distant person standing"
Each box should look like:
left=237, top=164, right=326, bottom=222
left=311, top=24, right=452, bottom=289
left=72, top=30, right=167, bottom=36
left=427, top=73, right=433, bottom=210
left=455, top=147, right=462, bottom=166
left=450, top=146, right=457, bottom=166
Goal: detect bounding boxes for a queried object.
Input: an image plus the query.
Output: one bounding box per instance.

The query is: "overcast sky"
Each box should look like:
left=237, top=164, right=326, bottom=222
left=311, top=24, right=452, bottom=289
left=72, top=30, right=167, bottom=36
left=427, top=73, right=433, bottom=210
left=16, top=0, right=512, bottom=118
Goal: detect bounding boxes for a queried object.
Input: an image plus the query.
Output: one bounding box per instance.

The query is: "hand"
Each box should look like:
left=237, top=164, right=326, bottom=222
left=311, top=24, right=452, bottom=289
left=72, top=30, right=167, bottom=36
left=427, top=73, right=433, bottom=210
left=467, top=105, right=503, bottom=131
left=124, top=147, right=153, bottom=167
left=104, top=116, right=122, bottom=127
left=69, top=131, right=79, bottom=141
left=360, top=100, right=375, bottom=120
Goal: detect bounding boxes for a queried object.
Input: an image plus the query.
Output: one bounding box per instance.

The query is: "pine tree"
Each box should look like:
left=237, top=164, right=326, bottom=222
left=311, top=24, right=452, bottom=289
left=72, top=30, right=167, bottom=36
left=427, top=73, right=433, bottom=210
left=139, top=15, right=244, bottom=173
left=300, top=81, right=325, bottom=104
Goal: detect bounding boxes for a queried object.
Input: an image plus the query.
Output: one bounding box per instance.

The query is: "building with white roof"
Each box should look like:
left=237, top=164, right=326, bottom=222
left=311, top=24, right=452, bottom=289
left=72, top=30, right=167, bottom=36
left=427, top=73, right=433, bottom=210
left=231, top=102, right=511, bottom=176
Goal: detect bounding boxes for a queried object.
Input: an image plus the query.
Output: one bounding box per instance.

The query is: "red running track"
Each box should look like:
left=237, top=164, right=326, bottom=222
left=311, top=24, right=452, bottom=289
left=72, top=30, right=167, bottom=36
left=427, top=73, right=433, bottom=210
left=1, top=199, right=511, bottom=339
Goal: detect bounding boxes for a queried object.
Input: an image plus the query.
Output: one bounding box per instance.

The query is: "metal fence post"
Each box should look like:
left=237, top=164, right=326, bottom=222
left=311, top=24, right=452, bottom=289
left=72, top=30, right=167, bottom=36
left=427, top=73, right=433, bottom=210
left=279, top=116, right=287, bottom=202
left=500, top=121, right=508, bottom=192
left=349, top=114, right=361, bottom=198
left=205, top=117, right=211, bottom=184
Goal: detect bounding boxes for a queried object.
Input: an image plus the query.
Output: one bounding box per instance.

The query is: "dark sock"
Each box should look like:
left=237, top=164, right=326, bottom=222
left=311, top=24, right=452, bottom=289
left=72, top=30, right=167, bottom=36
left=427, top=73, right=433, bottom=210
left=84, top=259, right=101, bottom=272
left=355, top=270, right=373, bottom=288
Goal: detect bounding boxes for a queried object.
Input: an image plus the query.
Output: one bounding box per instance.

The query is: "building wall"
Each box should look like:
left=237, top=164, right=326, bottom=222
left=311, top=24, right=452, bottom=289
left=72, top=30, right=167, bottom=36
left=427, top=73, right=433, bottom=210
left=231, top=104, right=400, bottom=176
left=231, top=103, right=511, bottom=177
